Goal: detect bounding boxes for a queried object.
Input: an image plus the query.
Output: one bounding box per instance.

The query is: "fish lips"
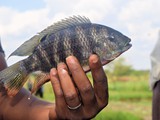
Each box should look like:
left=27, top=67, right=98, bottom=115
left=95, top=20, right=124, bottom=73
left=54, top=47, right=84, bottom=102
left=123, top=38, right=132, bottom=52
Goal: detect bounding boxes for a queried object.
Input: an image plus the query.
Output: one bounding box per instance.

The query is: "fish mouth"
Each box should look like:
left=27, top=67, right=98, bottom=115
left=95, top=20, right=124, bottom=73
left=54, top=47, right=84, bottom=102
left=123, top=38, right=132, bottom=52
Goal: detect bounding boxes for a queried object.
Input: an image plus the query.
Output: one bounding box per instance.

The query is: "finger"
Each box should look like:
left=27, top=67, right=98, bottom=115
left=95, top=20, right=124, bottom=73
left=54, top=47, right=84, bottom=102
left=57, top=63, right=81, bottom=109
left=50, top=68, right=66, bottom=109
left=89, top=55, right=109, bottom=107
left=66, top=56, right=96, bottom=107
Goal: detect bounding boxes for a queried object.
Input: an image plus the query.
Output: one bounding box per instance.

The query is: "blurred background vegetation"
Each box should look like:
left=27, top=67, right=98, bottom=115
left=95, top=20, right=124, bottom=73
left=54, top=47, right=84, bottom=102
left=27, top=57, right=151, bottom=120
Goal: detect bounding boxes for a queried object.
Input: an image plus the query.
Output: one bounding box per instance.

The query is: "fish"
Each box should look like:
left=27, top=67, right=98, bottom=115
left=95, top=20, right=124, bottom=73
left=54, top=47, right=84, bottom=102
left=0, top=16, right=132, bottom=97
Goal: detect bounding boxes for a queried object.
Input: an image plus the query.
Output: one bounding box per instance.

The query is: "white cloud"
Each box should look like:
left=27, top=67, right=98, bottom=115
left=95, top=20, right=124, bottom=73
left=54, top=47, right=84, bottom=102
left=0, top=7, right=49, bottom=37
left=114, top=0, right=160, bottom=69
left=119, top=0, right=160, bottom=42
left=43, top=0, right=115, bottom=21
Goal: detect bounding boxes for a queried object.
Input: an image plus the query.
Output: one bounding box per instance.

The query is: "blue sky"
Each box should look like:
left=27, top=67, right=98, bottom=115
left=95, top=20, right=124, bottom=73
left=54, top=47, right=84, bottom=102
left=0, top=0, right=160, bottom=70
left=0, top=0, right=45, bottom=11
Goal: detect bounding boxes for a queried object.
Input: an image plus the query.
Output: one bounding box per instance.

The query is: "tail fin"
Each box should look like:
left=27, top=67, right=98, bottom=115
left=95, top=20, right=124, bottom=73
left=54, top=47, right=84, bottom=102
left=0, top=61, right=28, bottom=97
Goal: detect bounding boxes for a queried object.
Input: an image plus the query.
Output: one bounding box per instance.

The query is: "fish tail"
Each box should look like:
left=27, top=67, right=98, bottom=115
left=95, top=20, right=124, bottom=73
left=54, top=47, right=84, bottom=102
left=0, top=61, right=28, bottom=97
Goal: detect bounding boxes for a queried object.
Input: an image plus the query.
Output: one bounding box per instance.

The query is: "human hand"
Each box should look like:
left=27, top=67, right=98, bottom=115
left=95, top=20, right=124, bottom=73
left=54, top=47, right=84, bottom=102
left=49, top=54, right=109, bottom=120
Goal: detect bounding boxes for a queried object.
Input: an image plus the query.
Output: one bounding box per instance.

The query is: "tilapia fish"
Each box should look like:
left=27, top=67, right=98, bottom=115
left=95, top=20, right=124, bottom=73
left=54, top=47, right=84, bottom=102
left=0, top=16, right=132, bottom=97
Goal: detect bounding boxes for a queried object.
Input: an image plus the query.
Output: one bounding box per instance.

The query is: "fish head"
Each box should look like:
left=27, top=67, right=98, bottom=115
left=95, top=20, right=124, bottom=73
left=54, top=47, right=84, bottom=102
left=93, top=25, right=132, bottom=64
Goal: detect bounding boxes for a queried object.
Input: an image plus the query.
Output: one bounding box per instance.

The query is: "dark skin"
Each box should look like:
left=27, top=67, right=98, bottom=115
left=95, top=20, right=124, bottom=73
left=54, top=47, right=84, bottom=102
left=152, top=81, right=160, bottom=120
left=0, top=52, right=109, bottom=120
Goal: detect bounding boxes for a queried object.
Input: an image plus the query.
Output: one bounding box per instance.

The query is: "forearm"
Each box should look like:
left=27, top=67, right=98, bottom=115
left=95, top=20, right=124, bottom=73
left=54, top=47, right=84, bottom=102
left=1, top=88, right=32, bottom=120
left=1, top=88, right=56, bottom=120
left=152, top=80, right=160, bottom=120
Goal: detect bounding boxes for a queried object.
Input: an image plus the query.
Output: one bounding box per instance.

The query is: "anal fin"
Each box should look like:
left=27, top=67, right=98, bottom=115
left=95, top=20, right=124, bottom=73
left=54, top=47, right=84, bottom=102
left=28, top=71, right=50, bottom=95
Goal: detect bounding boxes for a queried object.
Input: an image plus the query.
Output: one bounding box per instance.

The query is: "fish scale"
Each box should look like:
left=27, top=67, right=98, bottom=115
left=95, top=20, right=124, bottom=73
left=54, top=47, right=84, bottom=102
left=0, top=16, right=131, bottom=97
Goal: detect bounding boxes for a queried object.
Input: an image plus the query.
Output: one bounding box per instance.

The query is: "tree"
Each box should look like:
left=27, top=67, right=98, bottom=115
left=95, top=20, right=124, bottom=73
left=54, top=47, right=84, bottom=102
left=106, top=57, right=133, bottom=76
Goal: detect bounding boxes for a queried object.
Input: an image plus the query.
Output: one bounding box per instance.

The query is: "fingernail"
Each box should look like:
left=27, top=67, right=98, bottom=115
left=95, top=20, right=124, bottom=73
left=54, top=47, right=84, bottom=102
left=61, top=68, right=67, bottom=74
left=90, top=55, right=99, bottom=64
left=57, top=62, right=66, bottom=67
left=66, top=56, right=76, bottom=64
left=50, top=68, right=57, bottom=76
left=57, top=62, right=68, bottom=73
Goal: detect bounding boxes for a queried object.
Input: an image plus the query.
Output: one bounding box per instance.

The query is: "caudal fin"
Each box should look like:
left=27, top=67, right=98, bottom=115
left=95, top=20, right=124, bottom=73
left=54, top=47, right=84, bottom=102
left=0, top=62, right=27, bottom=97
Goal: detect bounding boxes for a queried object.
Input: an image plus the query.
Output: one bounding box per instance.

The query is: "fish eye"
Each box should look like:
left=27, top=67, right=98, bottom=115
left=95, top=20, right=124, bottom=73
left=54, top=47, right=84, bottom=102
left=110, top=33, right=115, bottom=39
left=104, top=43, right=107, bottom=46
left=104, top=35, right=114, bottom=40
left=110, top=35, right=114, bottom=39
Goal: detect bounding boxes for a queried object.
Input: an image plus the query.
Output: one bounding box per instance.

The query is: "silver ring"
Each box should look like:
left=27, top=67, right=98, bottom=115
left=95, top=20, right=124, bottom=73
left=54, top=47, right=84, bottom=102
left=67, top=103, right=82, bottom=110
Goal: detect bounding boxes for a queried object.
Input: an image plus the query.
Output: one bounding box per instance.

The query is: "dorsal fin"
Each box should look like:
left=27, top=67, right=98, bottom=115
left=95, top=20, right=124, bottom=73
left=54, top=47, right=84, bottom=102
left=8, top=16, right=91, bottom=58
left=38, top=15, right=91, bottom=36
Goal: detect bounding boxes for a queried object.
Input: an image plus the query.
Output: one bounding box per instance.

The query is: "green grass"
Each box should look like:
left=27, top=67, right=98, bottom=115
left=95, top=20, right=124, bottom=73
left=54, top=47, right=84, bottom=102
left=109, top=91, right=151, bottom=101
left=108, top=80, right=152, bottom=101
left=43, top=82, right=55, bottom=101
left=93, top=110, right=142, bottom=120
left=109, top=80, right=150, bottom=91
left=106, top=100, right=151, bottom=120
left=106, top=75, right=152, bottom=120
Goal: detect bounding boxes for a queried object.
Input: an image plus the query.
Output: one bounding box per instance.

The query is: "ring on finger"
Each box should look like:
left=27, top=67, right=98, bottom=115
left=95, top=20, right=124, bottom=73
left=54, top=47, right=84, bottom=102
left=67, top=103, right=82, bottom=110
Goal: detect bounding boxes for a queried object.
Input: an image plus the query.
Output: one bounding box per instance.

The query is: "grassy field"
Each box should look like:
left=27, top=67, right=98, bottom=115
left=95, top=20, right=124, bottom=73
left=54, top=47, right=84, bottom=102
left=35, top=71, right=152, bottom=120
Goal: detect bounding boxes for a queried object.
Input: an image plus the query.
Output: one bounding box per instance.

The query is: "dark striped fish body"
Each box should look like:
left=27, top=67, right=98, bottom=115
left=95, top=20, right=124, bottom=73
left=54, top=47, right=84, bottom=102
left=23, top=24, right=94, bottom=73
left=0, top=16, right=131, bottom=97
